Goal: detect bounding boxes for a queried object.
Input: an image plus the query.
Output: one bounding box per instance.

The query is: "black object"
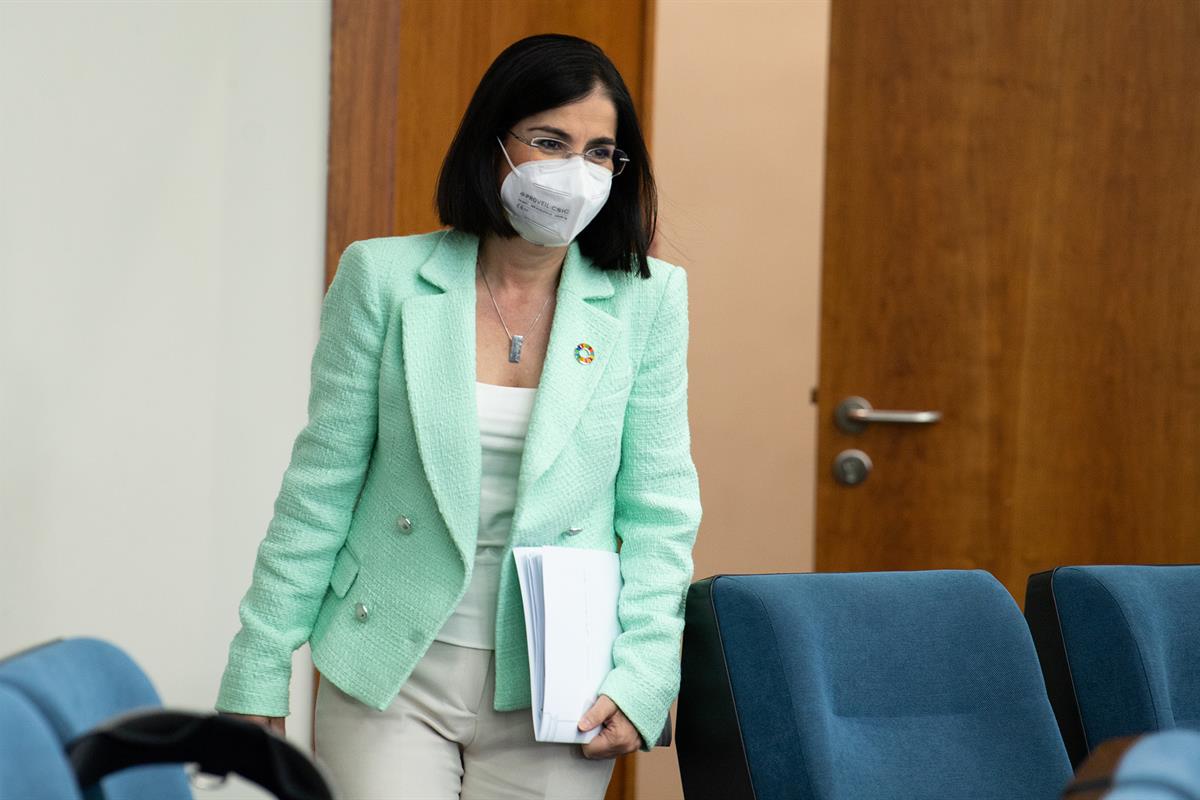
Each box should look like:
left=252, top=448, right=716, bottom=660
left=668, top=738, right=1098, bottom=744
left=676, top=576, right=756, bottom=800
left=1025, top=568, right=1091, bottom=768
left=66, top=709, right=334, bottom=800
left=656, top=713, right=673, bottom=748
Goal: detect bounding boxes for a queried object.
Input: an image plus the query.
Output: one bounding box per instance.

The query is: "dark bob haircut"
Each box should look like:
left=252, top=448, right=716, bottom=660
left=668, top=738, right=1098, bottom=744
left=436, top=33, right=657, bottom=279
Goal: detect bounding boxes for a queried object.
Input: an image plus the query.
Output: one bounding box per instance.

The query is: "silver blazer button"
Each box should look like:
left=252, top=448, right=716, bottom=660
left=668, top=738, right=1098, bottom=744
left=396, top=515, right=413, bottom=532
left=566, top=526, right=583, bottom=536
left=354, top=602, right=369, bottom=622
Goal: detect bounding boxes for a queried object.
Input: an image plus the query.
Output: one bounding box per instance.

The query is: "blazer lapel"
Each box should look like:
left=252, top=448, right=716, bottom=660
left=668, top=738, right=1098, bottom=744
left=511, top=244, right=621, bottom=536
left=401, top=229, right=621, bottom=567
left=401, top=231, right=479, bottom=568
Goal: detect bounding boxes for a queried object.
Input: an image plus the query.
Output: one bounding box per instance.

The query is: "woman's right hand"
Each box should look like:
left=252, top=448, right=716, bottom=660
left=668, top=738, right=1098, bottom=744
left=217, top=711, right=286, bottom=737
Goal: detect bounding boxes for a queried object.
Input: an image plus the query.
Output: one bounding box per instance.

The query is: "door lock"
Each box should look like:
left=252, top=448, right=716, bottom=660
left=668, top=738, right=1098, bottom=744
left=833, top=449, right=873, bottom=486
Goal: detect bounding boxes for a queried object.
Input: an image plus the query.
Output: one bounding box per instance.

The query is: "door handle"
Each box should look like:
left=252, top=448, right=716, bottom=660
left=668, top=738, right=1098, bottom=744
left=835, top=396, right=942, bottom=434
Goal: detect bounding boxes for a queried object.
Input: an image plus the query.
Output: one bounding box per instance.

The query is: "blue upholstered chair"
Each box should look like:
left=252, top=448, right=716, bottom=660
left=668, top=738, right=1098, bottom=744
left=0, top=684, right=84, bottom=799
left=0, top=636, right=191, bottom=799
left=1025, top=565, right=1200, bottom=768
left=676, top=570, right=1073, bottom=800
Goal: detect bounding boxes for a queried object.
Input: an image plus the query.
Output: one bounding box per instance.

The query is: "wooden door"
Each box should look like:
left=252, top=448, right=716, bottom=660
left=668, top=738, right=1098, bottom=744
left=816, top=0, right=1200, bottom=601
left=320, top=3, right=655, bottom=798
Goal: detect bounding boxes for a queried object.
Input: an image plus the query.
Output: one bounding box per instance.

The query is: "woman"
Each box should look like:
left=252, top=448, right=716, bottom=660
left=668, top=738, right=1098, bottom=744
left=215, top=33, right=701, bottom=799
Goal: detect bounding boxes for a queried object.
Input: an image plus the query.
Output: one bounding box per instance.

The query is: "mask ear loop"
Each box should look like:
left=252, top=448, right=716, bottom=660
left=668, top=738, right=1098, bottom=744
left=496, top=136, right=520, bottom=172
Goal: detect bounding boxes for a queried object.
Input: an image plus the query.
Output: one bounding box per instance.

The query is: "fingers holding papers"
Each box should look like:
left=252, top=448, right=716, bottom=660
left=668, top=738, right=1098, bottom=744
left=578, top=694, right=642, bottom=759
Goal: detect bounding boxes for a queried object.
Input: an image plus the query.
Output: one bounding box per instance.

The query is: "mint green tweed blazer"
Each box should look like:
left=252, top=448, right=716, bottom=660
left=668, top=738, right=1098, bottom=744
left=215, top=228, right=702, bottom=751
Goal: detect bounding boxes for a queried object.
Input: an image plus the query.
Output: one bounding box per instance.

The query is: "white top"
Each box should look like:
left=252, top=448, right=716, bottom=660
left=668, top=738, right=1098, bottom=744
left=433, top=380, right=537, bottom=649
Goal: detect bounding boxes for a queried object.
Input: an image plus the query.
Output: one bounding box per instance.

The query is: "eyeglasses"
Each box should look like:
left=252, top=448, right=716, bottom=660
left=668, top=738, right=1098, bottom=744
left=507, top=130, right=630, bottom=177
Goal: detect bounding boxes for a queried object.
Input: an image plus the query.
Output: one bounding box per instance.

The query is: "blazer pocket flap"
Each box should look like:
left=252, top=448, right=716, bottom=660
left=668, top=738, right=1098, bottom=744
left=329, top=545, right=360, bottom=598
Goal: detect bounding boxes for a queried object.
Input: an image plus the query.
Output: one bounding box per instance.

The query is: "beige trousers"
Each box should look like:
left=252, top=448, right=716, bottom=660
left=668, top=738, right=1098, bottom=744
left=313, top=638, right=617, bottom=800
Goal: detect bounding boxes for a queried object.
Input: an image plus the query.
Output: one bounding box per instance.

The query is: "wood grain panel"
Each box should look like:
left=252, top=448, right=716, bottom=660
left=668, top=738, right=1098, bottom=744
left=816, top=0, right=1200, bottom=601
left=325, top=0, right=402, bottom=285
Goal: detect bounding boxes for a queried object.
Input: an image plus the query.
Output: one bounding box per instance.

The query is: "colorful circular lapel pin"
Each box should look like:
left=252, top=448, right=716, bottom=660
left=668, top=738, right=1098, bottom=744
left=574, top=342, right=595, bottom=364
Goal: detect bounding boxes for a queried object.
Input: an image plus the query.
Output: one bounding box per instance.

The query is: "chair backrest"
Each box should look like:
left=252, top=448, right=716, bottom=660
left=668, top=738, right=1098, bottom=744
left=0, top=684, right=84, bottom=800
left=677, top=570, right=1073, bottom=800
left=1025, top=565, right=1200, bottom=768
left=0, top=636, right=191, bottom=799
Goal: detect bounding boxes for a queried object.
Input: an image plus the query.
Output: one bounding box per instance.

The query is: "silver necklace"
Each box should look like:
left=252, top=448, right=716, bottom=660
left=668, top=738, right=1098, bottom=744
left=478, top=259, right=555, bottom=363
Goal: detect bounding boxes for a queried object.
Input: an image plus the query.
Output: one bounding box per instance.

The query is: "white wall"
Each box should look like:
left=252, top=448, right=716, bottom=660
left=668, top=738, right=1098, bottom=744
left=0, top=2, right=331, bottom=797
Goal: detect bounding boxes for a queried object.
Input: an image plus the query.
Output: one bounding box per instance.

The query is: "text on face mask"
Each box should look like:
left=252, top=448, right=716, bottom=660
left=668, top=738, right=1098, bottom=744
left=519, top=191, right=570, bottom=218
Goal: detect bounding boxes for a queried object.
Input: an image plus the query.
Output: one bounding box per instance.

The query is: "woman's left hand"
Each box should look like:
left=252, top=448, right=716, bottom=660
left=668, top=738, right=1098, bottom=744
left=578, top=694, right=642, bottom=758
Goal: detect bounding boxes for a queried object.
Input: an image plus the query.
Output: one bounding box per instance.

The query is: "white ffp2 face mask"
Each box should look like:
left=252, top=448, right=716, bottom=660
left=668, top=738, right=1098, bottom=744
left=496, top=136, right=613, bottom=247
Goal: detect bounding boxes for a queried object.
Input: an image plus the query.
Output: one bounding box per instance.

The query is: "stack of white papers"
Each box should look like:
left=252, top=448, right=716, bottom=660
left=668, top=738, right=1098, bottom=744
left=511, top=546, right=623, bottom=744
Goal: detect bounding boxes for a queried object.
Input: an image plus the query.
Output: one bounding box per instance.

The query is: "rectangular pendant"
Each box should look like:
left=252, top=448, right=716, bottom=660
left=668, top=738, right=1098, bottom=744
left=508, top=334, right=524, bottom=363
